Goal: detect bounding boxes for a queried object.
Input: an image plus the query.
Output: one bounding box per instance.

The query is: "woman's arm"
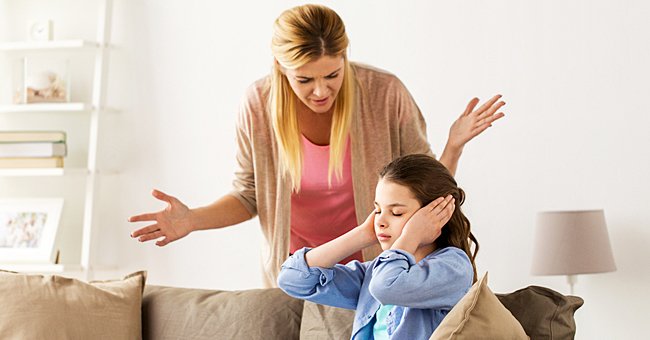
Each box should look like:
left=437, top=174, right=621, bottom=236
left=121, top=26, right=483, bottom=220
left=440, top=95, right=506, bottom=176
left=130, top=89, right=258, bottom=246
left=129, top=191, right=252, bottom=246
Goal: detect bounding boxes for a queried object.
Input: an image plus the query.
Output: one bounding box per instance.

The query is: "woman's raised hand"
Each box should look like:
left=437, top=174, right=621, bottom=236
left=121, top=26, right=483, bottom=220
left=447, top=94, right=506, bottom=150
left=129, top=189, right=194, bottom=246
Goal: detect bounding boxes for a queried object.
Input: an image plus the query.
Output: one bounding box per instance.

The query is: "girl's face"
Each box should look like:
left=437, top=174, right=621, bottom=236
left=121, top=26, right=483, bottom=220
left=282, top=55, right=345, bottom=114
left=373, top=179, right=422, bottom=250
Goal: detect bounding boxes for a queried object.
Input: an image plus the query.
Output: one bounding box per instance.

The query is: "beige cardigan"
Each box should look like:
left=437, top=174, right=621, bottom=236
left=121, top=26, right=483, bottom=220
left=229, top=63, right=433, bottom=287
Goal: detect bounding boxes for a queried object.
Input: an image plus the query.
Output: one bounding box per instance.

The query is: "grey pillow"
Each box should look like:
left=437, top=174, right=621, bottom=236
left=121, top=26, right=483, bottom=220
left=497, top=286, right=584, bottom=340
left=142, top=286, right=303, bottom=340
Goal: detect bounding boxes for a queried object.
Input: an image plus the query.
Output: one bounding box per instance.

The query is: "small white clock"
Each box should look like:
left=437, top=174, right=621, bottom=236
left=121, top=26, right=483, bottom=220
left=28, top=20, right=52, bottom=41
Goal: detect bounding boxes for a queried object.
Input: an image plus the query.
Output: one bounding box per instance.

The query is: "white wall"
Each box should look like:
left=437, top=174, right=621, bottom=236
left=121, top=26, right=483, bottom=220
left=2, top=1, right=649, bottom=339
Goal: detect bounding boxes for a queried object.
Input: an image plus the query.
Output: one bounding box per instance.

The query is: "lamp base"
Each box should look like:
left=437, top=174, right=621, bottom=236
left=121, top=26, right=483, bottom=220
left=567, top=274, right=577, bottom=295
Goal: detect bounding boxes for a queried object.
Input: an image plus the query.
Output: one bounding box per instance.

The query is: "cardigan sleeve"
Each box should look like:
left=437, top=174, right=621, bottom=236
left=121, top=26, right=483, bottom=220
left=393, top=78, right=435, bottom=158
left=228, top=85, right=260, bottom=217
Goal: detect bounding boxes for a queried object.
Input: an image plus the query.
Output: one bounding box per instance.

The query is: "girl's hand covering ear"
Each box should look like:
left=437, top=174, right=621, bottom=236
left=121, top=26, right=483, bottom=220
left=401, top=195, right=455, bottom=247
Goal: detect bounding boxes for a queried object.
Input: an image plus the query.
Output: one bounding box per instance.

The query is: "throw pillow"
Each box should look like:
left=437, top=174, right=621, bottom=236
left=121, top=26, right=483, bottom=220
left=0, top=270, right=146, bottom=340
left=142, top=286, right=304, bottom=340
left=430, top=272, right=529, bottom=340
left=300, top=301, right=355, bottom=340
left=497, top=286, right=583, bottom=340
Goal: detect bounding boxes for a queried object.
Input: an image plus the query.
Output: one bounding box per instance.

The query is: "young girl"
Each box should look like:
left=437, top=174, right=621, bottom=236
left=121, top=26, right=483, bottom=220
left=277, top=154, right=479, bottom=339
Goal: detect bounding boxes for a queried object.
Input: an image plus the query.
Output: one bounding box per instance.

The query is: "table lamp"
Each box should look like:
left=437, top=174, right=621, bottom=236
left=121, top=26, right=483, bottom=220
left=531, top=209, right=616, bottom=295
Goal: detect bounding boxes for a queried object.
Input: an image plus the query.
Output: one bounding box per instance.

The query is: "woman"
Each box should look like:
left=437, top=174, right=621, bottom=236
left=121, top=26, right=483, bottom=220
left=129, top=4, right=503, bottom=286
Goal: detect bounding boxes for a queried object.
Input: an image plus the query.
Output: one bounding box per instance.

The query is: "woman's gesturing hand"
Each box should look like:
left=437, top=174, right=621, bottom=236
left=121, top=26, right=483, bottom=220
left=447, top=94, right=506, bottom=150
left=129, top=189, right=194, bottom=246
left=400, top=195, right=455, bottom=248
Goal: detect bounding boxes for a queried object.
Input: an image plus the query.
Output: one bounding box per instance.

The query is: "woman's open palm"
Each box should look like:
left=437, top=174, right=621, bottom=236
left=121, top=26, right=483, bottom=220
left=129, top=189, right=193, bottom=246
left=448, top=94, right=506, bottom=149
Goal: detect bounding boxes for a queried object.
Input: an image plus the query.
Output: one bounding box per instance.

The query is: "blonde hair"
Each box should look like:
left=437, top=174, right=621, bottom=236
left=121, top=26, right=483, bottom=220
left=270, top=4, right=356, bottom=192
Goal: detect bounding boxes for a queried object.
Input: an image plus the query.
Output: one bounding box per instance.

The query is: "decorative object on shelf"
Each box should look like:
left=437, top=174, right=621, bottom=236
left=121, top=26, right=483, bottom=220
left=27, top=20, right=53, bottom=41
left=12, top=57, right=70, bottom=104
left=0, top=198, right=63, bottom=264
left=531, top=209, right=617, bottom=294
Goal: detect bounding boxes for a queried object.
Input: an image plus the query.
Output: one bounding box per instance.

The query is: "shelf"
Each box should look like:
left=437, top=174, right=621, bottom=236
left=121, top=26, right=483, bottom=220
left=0, top=167, right=89, bottom=177
left=0, top=103, right=89, bottom=113
left=0, top=39, right=99, bottom=52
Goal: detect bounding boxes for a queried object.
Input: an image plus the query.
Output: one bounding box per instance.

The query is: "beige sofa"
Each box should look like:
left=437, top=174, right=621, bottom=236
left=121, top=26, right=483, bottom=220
left=142, top=277, right=584, bottom=340
left=0, top=270, right=582, bottom=339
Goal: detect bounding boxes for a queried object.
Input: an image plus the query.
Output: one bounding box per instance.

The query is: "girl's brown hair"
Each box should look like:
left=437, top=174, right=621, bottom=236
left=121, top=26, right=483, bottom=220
left=379, top=154, right=479, bottom=282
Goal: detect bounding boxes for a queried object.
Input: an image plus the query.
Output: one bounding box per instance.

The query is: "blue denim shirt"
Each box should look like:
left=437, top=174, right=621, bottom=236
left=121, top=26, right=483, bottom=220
left=277, top=247, right=473, bottom=340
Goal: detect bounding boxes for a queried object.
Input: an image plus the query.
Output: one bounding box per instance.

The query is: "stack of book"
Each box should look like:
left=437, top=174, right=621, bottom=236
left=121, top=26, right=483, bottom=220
left=0, top=131, right=67, bottom=168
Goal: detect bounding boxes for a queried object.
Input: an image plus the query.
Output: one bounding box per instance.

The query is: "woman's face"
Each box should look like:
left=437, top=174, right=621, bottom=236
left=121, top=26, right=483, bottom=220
left=373, top=179, right=421, bottom=250
left=282, top=55, right=345, bottom=114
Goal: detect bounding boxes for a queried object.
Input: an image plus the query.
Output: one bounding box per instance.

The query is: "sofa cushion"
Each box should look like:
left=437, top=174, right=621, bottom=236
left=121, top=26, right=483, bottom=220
left=497, top=286, right=584, bottom=340
left=0, top=270, right=146, bottom=340
left=430, top=272, right=529, bottom=339
left=143, top=286, right=303, bottom=340
left=300, top=301, right=355, bottom=339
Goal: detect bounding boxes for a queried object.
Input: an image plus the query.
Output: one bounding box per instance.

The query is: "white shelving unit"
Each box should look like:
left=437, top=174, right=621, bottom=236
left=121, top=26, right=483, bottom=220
left=0, top=167, right=88, bottom=177
left=0, top=0, right=114, bottom=279
left=0, top=102, right=89, bottom=113
left=0, top=39, right=98, bottom=51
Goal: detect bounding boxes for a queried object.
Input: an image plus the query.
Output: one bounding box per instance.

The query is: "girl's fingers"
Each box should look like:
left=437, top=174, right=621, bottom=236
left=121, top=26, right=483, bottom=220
left=431, top=195, right=454, bottom=215
left=426, top=197, right=446, bottom=211
left=437, top=201, right=455, bottom=226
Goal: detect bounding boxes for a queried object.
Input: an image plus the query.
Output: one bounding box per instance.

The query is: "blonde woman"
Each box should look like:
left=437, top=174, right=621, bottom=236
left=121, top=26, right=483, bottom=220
left=129, top=4, right=504, bottom=286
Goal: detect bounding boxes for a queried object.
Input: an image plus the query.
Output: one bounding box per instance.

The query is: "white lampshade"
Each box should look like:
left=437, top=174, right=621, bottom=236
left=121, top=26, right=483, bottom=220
left=531, top=210, right=616, bottom=276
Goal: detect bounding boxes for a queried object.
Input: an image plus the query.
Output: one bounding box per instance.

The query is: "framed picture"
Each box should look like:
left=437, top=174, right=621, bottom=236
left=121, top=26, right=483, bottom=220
left=0, top=198, right=63, bottom=264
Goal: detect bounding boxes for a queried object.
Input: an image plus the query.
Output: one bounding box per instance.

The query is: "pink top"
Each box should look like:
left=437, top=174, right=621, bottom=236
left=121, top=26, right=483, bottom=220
left=290, top=135, right=363, bottom=264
